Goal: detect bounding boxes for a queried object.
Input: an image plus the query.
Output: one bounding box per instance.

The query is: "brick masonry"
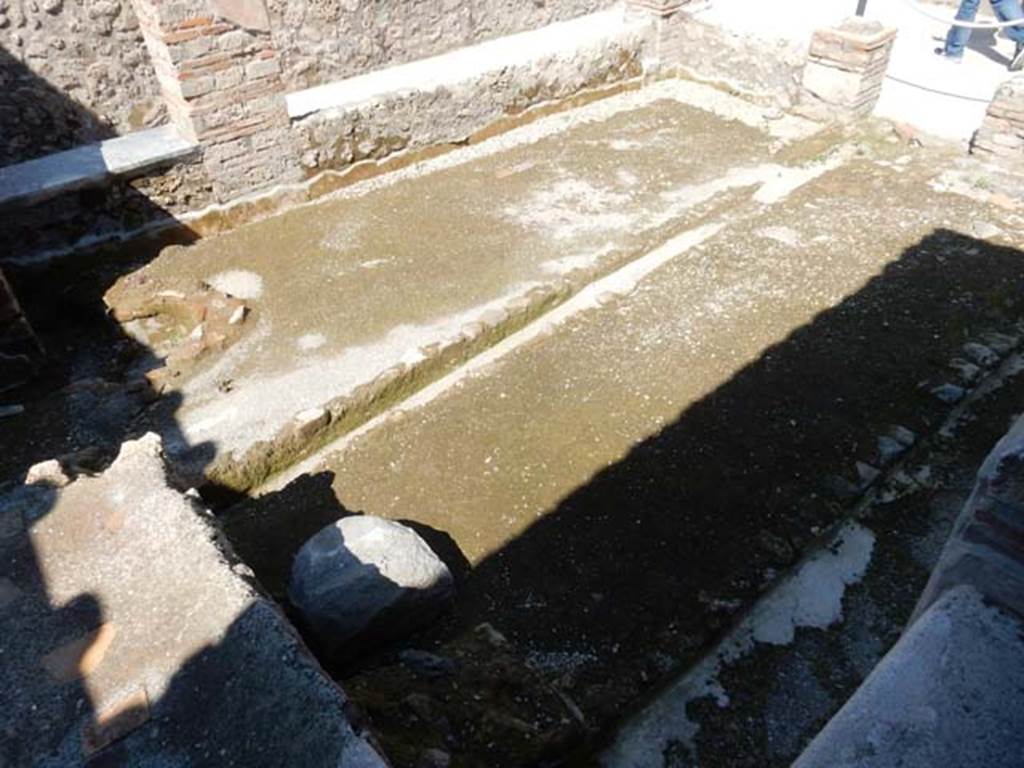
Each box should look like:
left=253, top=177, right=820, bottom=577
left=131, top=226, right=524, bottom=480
left=973, top=75, right=1024, bottom=161
left=796, top=18, right=897, bottom=123
left=912, top=412, right=1024, bottom=622
left=129, top=0, right=300, bottom=201
left=625, top=0, right=694, bottom=69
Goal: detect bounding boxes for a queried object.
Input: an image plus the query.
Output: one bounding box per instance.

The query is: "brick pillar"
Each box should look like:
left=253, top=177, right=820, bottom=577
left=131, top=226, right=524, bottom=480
left=0, top=267, right=44, bottom=393
left=625, top=0, right=699, bottom=72
left=973, top=75, right=1024, bottom=160
left=796, top=18, right=897, bottom=123
left=130, top=0, right=300, bottom=202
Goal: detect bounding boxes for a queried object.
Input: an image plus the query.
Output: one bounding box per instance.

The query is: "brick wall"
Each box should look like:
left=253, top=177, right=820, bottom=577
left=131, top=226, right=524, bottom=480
left=796, top=19, right=897, bottom=123
left=973, top=75, right=1024, bottom=160
left=628, top=0, right=808, bottom=107
left=130, top=0, right=299, bottom=201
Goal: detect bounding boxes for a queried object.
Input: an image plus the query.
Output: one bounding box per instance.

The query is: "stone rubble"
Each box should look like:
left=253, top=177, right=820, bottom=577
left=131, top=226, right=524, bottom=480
left=289, top=515, right=455, bottom=662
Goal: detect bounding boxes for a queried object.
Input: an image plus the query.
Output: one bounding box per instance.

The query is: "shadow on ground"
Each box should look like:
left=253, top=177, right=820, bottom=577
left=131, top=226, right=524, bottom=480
left=224, top=226, right=1024, bottom=766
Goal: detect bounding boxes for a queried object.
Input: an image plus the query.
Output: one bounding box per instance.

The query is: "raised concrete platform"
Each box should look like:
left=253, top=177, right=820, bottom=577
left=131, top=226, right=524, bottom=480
left=0, top=125, right=197, bottom=209
left=0, top=435, right=385, bottom=767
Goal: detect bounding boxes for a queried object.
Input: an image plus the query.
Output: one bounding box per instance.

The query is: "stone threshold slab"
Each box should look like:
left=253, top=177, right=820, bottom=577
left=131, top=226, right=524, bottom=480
left=0, top=434, right=386, bottom=766
left=0, top=125, right=198, bottom=209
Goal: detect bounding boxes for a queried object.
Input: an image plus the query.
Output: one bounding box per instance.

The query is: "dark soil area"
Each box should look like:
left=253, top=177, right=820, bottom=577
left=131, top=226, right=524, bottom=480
left=688, top=354, right=1024, bottom=767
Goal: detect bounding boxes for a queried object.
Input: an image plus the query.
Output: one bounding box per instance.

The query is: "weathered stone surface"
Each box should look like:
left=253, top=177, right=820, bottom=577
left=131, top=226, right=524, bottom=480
left=24, top=458, right=71, bottom=487
left=289, top=516, right=455, bottom=659
left=0, top=154, right=214, bottom=265
left=974, top=74, right=1024, bottom=160
left=796, top=19, right=896, bottom=124
left=795, top=586, right=1024, bottom=768
left=293, top=22, right=645, bottom=175
left=102, top=271, right=250, bottom=388
left=1, top=433, right=387, bottom=766
left=912, top=411, right=1024, bottom=621
left=646, top=11, right=806, bottom=107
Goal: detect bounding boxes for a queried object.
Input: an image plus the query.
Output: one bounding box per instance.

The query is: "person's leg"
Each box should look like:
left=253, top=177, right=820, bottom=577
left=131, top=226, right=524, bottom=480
left=990, top=0, right=1024, bottom=69
left=991, top=0, right=1024, bottom=42
left=944, top=0, right=981, bottom=58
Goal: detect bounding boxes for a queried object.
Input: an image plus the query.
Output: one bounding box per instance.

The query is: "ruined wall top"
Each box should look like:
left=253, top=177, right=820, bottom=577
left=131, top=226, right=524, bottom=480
left=264, top=0, right=618, bottom=91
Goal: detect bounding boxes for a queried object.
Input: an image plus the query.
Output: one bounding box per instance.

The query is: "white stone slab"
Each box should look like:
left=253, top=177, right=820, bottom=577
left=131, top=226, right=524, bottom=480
left=0, top=125, right=197, bottom=208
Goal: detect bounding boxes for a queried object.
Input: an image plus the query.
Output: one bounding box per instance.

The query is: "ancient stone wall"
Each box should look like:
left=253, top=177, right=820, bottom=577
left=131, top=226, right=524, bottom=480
left=973, top=75, right=1024, bottom=161
left=652, top=11, right=807, bottom=107
left=266, top=0, right=617, bottom=90
left=294, top=31, right=643, bottom=175
left=0, top=0, right=165, bottom=167
left=0, top=156, right=214, bottom=264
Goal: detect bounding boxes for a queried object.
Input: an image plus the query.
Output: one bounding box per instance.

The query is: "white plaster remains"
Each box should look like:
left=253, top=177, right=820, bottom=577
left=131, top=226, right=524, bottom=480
left=601, top=521, right=876, bottom=768
left=205, top=270, right=265, bottom=300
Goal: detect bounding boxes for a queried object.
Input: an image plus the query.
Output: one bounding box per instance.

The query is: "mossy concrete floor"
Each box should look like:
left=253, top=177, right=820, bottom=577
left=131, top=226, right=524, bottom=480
left=110, top=81, right=815, bottom=484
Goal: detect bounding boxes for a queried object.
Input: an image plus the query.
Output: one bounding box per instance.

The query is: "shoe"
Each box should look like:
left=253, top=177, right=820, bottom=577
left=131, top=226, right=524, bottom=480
left=934, top=47, right=963, bottom=64
left=1010, top=42, right=1024, bottom=72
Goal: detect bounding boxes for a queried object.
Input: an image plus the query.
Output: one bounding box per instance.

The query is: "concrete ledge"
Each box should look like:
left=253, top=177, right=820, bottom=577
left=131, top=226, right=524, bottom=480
left=794, top=586, right=1024, bottom=768
left=0, top=125, right=198, bottom=209
left=285, top=8, right=637, bottom=120
left=291, top=17, right=647, bottom=176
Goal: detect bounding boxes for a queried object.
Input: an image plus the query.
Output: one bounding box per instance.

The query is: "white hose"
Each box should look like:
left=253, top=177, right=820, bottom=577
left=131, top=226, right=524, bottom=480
left=897, top=0, right=1024, bottom=29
